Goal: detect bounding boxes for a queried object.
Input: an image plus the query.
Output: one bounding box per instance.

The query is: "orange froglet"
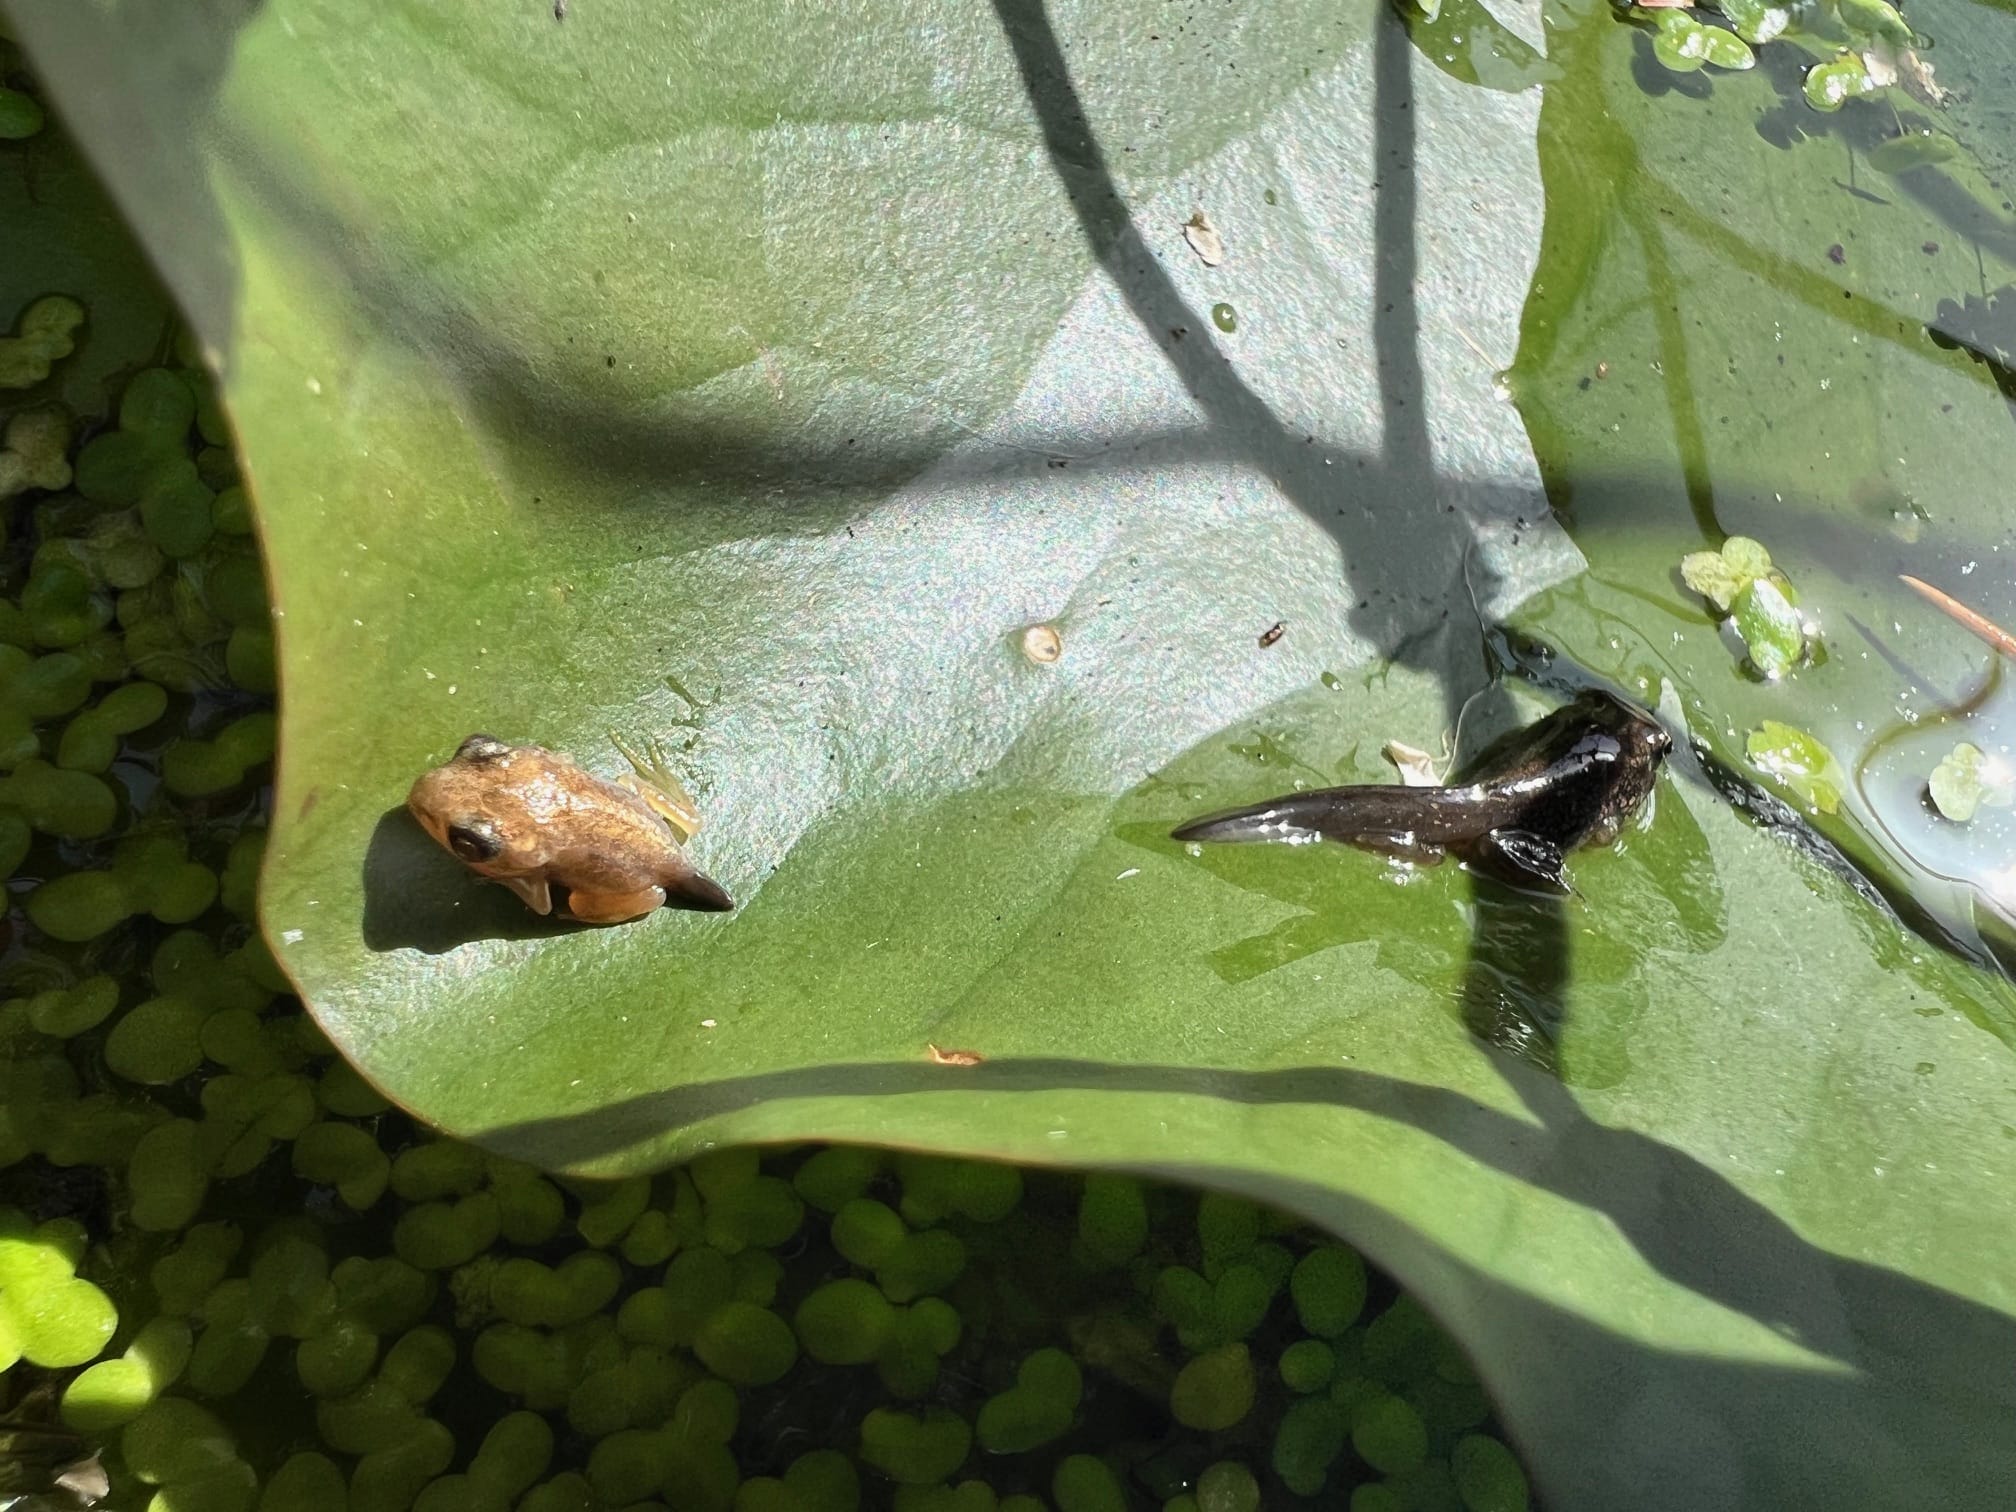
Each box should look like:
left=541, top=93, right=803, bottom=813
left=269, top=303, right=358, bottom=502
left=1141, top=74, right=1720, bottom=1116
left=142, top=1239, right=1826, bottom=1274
left=407, top=733, right=733, bottom=922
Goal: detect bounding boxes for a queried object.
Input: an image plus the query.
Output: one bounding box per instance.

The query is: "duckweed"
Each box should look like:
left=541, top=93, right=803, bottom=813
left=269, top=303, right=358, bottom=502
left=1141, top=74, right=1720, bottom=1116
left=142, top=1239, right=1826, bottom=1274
left=975, top=1347, right=1080, bottom=1452
left=861, top=1405, right=973, bottom=1485
left=0, top=294, right=84, bottom=388
left=1169, top=1341, right=1257, bottom=1431
left=58, top=678, right=167, bottom=770
left=0, top=407, right=72, bottom=496
left=0, top=84, right=44, bottom=140
left=1279, top=1336, right=1336, bottom=1392
left=1352, top=1391, right=1430, bottom=1475
left=0, top=758, right=116, bottom=838
left=1196, top=1459, right=1261, bottom=1512
left=0, top=1210, right=119, bottom=1367
left=162, top=710, right=278, bottom=796
left=1293, top=1243, right=1369, bottom=1335
left=693, top=1299, right=798, bottom=1385
left=795, top=1277, right=896, bottom=1364
left=1073, top=1173, right=1147, bottom=1271
left=27, top=833, right=217, bottom=939
left=1052, top=1453, right=1126, bottom=1512
left=24, top=974, right=119, bottom=1037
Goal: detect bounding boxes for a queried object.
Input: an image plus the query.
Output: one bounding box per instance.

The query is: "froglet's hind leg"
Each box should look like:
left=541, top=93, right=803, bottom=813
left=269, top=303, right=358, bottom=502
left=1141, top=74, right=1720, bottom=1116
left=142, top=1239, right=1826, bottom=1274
left=565, top=884, right=668, bottom=925
left=610, top=732, right=703, bottom=841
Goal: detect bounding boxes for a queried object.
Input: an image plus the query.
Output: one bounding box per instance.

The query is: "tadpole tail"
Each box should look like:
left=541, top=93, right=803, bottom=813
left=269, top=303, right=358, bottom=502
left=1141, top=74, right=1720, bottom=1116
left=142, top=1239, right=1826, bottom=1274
left=1172, top=784, right=1476, bottom=850
left=1171, top=788, right=1359, bottom=846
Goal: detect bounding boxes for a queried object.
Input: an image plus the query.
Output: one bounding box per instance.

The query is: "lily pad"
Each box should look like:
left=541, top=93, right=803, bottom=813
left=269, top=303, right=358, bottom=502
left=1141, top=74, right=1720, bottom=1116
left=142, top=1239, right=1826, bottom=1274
left=12, top=2, right=2016, bottom=1510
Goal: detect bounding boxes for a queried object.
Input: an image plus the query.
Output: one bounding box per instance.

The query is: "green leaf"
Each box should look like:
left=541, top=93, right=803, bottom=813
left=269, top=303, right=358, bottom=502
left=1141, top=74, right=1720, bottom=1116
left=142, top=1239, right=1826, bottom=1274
left=1928, top=743, right=2016, bottom=824
left=1804, top=53, right=1878, bottom=111
left=1678, top=550, right=1743, bottom=615
left=1714, top=0, right=1794, bottom=45
left=1652, top=12, right=1712, bottom=71
left=1643, top=8, right=1753, bottom=73
left=1730, top=578, right=1806, bottom=678
left=1835, top=0, right=1914, bottom=44
left=1718, top=536, right=1773, bottom=581
left=1745, top=720, right=1845, bottom=814
left=1697, top=24, right=1757, bottom=69
left=14, top=3, right=2016, bottom=1510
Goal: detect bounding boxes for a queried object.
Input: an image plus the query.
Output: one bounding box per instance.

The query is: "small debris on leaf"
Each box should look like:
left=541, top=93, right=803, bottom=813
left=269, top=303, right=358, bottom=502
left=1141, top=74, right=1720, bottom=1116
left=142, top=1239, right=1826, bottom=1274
left=1383, top=740, right=1443, bottom=788
left=927, top=1044, right=984, bottom=1066
left=1019, top=624, right=1063, bottom=664
left=1258, top=621, right=1285, bottom=648
left=1183, top=210, right=1225, bottom=267
left=1862, top=39, right=1946, bottom=105
left=1827, top=243, right=1846, bottom=264
left=1900, top=574, right=2016, bottom=659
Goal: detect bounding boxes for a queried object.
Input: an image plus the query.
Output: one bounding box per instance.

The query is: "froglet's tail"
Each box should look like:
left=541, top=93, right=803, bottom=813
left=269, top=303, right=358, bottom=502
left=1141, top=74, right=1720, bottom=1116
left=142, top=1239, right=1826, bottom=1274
left=1171, top=785, right=1485, bottom=856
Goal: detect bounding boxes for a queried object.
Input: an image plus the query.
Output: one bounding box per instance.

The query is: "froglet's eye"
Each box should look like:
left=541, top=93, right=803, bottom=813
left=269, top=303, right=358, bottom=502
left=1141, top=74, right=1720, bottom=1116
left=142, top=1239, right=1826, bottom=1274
left=447, top=818, right=503, bottom=862
left=456, top=734, right=513, bottom=764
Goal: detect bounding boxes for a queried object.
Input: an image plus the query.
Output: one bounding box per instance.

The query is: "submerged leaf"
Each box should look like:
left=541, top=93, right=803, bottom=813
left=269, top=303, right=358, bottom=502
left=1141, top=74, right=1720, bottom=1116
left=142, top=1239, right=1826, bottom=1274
left=1866, top=131, right=1961, bottom=175
left=1746, top=720, right=1846, bottom=814
left=1928, top=743, right=2016, bottom=824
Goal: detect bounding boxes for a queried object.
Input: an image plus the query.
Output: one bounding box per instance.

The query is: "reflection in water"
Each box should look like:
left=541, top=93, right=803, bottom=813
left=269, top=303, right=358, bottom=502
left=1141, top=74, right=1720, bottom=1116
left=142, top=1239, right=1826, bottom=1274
left=1462, top=882, right=1567, bottom=1076
left=1853, top=655, right=2016, bottom=973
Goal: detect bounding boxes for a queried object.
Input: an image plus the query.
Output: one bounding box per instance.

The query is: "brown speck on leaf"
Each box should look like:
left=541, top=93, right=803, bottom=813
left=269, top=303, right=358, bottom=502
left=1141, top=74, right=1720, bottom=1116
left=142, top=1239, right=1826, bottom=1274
left=1922, top=241, right=1940, bottom=254
left=1827, top=243, right=1846, bottom=265
left=927, top=1044, right=984, bottom=1067
left=1595, top=361, right=1610, bottom=379
left=298, top=788, right=321, bottom=819
left=1259, top=621, right=1286, bottom=648
left=1183, top=210, right=1225, bottom=267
